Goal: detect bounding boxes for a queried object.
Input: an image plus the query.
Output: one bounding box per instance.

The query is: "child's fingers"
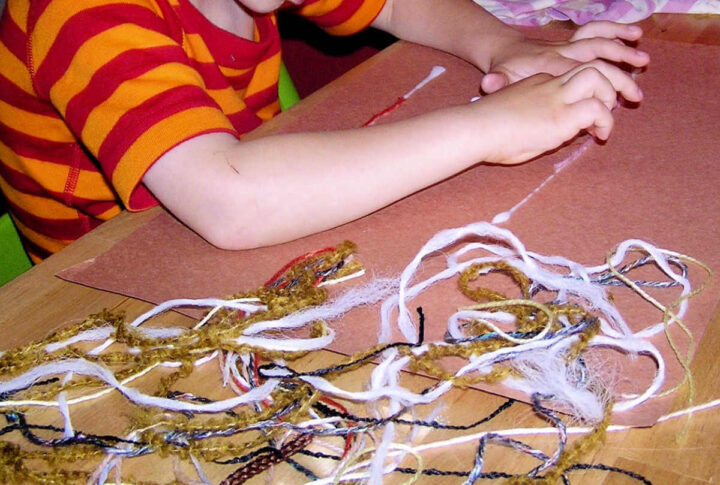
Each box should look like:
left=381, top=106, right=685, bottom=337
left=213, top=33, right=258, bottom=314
left=560, top=66, right=617, bottom=111
left=569, top=97, right=615, bottom=140
left=558, top=38, right=650, bottom=67
left=560, top=60, right=643, bottom=102
left=480, top=71, right=510, bottom=94
left=570, top=21, right=643, bottom=42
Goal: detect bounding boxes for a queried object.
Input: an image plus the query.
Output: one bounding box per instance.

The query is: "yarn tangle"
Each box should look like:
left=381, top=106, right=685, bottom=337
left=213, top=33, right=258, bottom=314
left=0, top=224, right=713, bottom=484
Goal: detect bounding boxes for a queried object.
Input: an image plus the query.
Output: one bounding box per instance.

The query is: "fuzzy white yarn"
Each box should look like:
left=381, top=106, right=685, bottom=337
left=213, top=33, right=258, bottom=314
left=243, top=278, right=397, bottom=336
left=0, top=358, right=276, bottom=412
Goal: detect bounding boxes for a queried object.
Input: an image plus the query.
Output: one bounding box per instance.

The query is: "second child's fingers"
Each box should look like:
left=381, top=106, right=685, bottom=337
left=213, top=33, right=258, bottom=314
left=570, top=21, right=643, bottom=42
left=558, top=38, right=650, bottom=68
left=560, top=60, right=643, bottom=102
left=560, top=67, right=617, bottom=111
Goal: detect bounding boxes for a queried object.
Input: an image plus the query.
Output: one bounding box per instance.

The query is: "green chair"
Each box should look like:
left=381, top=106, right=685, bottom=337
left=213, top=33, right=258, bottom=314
left=279, top=62, right=300, bottom=112
left=0, top=212, right=32, bottom=286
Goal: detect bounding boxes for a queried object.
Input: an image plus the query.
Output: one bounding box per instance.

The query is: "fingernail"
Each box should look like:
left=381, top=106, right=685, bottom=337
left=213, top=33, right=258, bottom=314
left=636, top=49, right=648, bottom=57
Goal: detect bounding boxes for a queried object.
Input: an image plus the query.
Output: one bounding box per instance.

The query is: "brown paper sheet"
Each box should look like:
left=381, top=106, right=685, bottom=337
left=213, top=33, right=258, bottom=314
left=59, top=38, right=720, bottom=426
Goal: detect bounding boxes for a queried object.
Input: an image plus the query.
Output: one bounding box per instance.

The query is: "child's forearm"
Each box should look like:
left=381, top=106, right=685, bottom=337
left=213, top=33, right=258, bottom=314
left=144, top=64, right=639, bottom=251
left=144, top=103, right=486, bottom=250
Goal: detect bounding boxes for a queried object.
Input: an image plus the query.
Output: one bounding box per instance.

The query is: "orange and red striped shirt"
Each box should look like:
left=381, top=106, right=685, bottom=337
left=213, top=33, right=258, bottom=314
left=0, top=0, right=386, bottom=262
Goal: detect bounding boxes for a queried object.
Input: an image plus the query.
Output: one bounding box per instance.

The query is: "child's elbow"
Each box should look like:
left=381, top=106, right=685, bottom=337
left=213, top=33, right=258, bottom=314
left=197, top=213, right=307, bottom=252
left=196, top=221, right=264, bottom=252
left=176, top=189, right=296, bottom=251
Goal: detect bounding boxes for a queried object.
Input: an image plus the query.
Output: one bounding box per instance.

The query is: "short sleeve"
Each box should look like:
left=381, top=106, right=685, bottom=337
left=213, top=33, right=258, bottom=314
left=28, top=0, right=236, bottom=210
left=294, top=0, right=387, bottom=36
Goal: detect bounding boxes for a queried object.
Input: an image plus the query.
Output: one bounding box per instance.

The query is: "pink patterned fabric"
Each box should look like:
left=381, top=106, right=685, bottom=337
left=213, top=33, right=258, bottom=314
left=475, top=0, right=720, bottom=25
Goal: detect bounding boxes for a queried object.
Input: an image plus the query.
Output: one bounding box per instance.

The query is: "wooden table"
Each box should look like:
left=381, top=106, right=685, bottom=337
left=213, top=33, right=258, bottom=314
left=1, top=13, right=719, bottom=484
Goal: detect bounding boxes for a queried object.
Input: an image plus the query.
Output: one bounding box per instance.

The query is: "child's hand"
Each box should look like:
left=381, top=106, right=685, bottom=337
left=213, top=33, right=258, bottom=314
left=472, top=59, right=642, bottom=165
left=480, top=22, right=649, bottom=95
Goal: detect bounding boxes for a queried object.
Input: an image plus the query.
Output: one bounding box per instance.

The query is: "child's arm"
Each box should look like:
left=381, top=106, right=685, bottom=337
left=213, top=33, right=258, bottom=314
left=143, top=60, right=639, bottom=250
left=372, top=0, right=649, bottom=93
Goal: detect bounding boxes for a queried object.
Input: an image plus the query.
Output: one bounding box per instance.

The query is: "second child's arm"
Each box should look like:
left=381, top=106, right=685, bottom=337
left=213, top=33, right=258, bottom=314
left=372, top=0, right=650, bottom=92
